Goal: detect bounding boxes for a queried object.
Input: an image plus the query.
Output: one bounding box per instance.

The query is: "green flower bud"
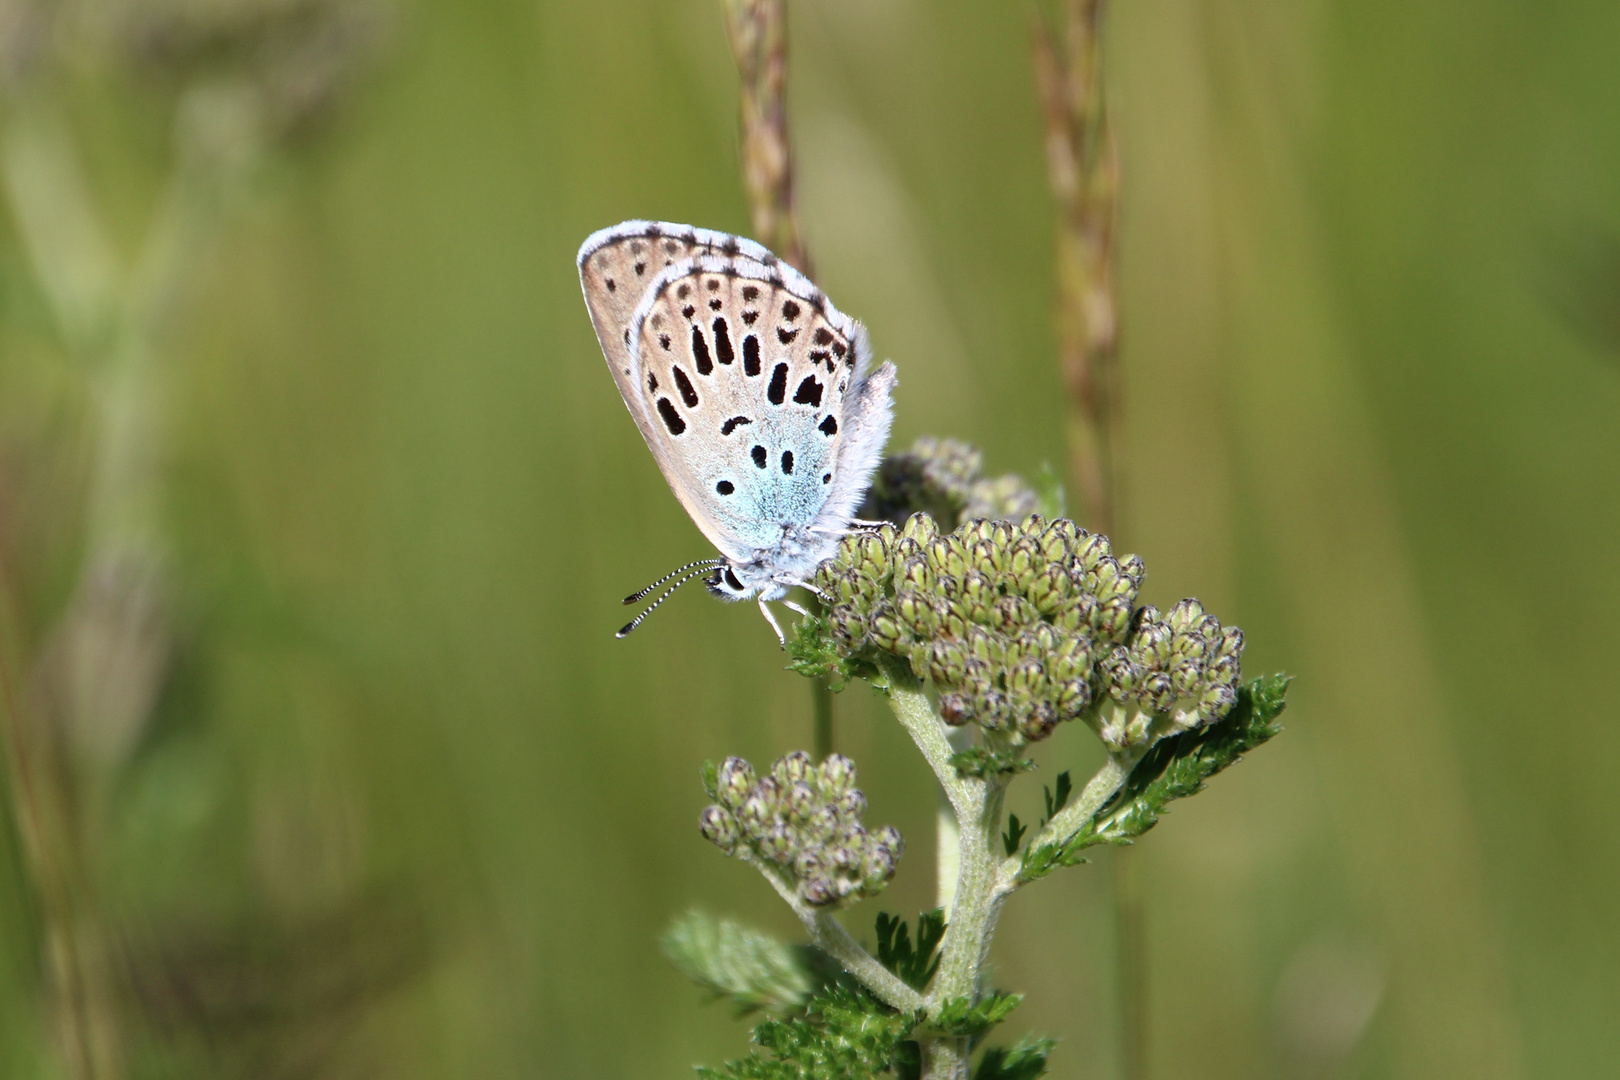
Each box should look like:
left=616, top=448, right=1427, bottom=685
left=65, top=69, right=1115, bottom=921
left=1197, top=683, right=1238, bottom=723
left=1006, top=658, right=1048, bottom=703
left=834, top=533, right=863, bottom=570
left=897, top=554, right=936, bottom=595
left=761, top=822, right=795, bottom=862
left=819, top=753, right=857, bottom=795
left=1218, top=626, right=1245, bottom=661
left=837, top=789, right=867, bottom=820
left=940, top=607, right=969, bottom=641
left=801, top=877, right=838, bottom=907
left=939, top=693, right=973, bottom=726
left=862, top=844, right=898, bottom=891
left=899, top=512, right=938, bottom=545
left=773, top=751, right=814, bottom=784
left=794, top=849, right=824, bottom=879
left=1073, top=532, right=1113, bottom=571
left=1026, top=563, right=1066, bottom=615
left=928, top=640, right=969, bottom=687
left=700, top=806, right=740, bottom=854
left=872, top=825, right=903, bottom=858
left=975, top=690, right=1012, bottom=731
left=1047, top=631, right=1094, bottom=683
left=961, top=571, right=996, bottom=622
left=1120, top=554, right=1146, bottom=588
left=969, top=540, right=1001, bottom=580
left=1018, top=621, right=1062, bottom=657
left=752, top=775, right=783, bottom=806
left=961, top=519, right=995, bottom=545
left=960, top=658, right=994, bottom=698
left=1167, top=598, right=1206, bottom=632
left=1020, top=513, right=1048, bottom=536
left=1006, top=536, right=1042, bottom=593
left=1206, top=652, right=1240, bottom=686
left=928, top=536, right=970, bottom=579
left=1141, top=670, right=1176, bottom=713
left=805, top=805, right=840, bottom=843
left=1170, top=657, right=1205, bottom=698
left=1038, top=521, right=1078, bottom=563
left=1056, top=677, right=1091, bottom=718
left=855, top=531, right=892, bottom=580
left=1133, top=614, right=1172, bottom=668
left=1019, top=700, right=1059, bottom=742
left=870, top=611, right=907, bottom=653
left=895, top=591, right=941, bottom=637
left=786, top=780, right=818, bottom=821
left=831, top=608, right=868, bottom=650
left=994, top=594, right=1039, bottom=632
left=1094, top=596, right=1133, bottom=641
left=965, top=625, right=1004, bottom=666
left=717, top=758, right=756, bottom=809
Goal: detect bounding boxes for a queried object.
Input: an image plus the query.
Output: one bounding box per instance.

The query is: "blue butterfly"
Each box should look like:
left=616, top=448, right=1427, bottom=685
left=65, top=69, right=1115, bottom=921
left=578, top=221, right=897, bottom=641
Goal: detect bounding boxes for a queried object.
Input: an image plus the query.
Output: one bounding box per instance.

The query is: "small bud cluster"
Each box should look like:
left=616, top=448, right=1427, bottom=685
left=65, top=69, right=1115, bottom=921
left=861, top=437, right=1040, bottom=527
left=700, top=753, right=903, bottom=909
left=811, top=514, right=1244, bottom=749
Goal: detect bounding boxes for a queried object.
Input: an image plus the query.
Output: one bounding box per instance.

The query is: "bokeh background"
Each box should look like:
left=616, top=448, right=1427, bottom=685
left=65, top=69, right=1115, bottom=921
left=2, top=0, right=1618, bottom=1077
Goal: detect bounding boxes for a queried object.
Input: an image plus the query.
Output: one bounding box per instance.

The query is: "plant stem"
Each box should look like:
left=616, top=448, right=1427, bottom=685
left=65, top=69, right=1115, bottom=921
left=996, top=749, right=1137, bottom=890
left=876, top=660, right=1015, bottom=1080
left=1033, top=6, right=1146, bottom=1074
left=755, top=864, right=925, bottom=1012
left=720, top=0, right=812, bottom=273
left=812, top=677, right=834, bottom=760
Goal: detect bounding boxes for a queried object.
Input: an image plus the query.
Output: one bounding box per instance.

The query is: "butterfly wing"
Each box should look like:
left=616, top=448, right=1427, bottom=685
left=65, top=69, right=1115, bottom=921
left=627, top=251, right=889, bottom=562
left=578, top=221, right=776, bottom=435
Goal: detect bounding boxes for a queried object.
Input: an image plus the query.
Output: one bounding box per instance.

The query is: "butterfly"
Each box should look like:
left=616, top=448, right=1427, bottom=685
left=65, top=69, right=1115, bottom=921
left=578, top=221, right=897, bottom=642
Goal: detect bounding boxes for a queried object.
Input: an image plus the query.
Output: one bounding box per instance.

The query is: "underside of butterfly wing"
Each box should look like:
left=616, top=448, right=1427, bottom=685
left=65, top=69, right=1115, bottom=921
left=629, top=254, right=868, bottom=563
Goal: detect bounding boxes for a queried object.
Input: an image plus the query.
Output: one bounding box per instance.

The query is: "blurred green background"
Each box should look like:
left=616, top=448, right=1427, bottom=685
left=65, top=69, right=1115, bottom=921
left=2, top=0, right=1618, bottom=1077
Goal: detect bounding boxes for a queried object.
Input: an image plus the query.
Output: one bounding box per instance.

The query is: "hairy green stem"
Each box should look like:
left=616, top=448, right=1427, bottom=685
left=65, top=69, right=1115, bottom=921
left=997, top=749, right=1138, bottom=891
left=755, top=863, right=924, bottom=1012
left=877, top=660, right=1014, bottom=1080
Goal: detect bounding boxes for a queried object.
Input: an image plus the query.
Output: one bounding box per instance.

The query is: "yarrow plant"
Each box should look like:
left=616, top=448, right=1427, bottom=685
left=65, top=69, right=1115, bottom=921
left=666, top=440, right=1289, bottom=1080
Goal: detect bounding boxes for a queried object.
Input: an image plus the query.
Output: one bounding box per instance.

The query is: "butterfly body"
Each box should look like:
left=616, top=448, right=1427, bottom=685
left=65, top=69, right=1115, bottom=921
left=578, top=221, right=896, bottom=623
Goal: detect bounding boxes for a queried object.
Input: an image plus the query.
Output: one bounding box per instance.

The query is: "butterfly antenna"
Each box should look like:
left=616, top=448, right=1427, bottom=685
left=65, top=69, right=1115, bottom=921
left=622, top=558, right=723, bottom=605
left=616, top=564, right=719, bottom=638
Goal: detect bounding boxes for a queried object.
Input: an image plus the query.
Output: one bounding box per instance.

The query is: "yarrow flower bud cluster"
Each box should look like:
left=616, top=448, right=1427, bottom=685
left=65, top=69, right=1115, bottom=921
left=810, top=513, right=1245, bottom=749
left=699, top=752, right=904, bottom=909
left=861, top=437, right=1041, bottom=526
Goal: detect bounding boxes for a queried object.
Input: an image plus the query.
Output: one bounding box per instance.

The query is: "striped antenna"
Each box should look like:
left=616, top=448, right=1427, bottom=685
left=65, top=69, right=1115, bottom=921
left=617, top=564, right=721, bottom=639
left=622, top=558, right=724, bottom=605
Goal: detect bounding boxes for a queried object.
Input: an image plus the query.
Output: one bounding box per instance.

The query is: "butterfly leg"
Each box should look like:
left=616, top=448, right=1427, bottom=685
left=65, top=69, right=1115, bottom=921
left=783, top=600, right=811, bottom=618
left=758, top=600, right=787, bottom=649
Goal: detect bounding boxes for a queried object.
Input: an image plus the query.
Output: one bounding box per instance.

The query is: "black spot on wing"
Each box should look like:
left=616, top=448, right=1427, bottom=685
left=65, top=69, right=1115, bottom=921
left=743, top=335, right=761, bottom=376
left=742, top=310, right=759, bottom=325
left=782, top=299, right=800, bottom=321
left=713, top=318, right=735, bottom=364
left=657, top=398, right=686, bottom=435
left=677, top=283, right=691, bottom=300
left=634, top=261, right=646, bottom=276
left=720, top=415, right=751, bottom=435
left=781, top=450, right=794, bottom=475
left=767, top=363, right=788, bottom=405
left=716, top=480, right=734, bottom=495
left=709, top=298, right=722, bottom=311
left=793, top=375, right=823, bottom=407
left=672, top=366, right=699, bottom=407
left=752, top=445, right=768, bottom=468
left=682, top=304, right=695, bottom=319
left=647, top=373, right=658, bottom=392
left=819, top=414, right=837, bottom=436
left=605, top=278, right=616, bottom=293
left=742, top=285, right=759, bottom=301
left=778, top=327, right=799, bottom=344
left=691, top=326, right=713, bottom=375
left=813, top=327, right=833, bottom=346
